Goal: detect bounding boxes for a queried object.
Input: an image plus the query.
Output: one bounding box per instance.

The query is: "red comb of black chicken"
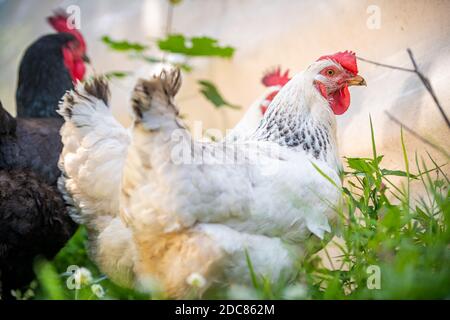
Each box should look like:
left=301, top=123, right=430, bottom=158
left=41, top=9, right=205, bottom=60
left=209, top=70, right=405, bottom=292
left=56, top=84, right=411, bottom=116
left=47, top=10, right=87, bottom=53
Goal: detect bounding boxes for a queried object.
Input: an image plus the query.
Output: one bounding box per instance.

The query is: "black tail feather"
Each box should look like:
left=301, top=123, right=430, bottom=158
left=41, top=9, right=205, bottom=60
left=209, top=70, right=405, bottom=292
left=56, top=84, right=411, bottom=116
left=83, top=76, right=110, bottom=106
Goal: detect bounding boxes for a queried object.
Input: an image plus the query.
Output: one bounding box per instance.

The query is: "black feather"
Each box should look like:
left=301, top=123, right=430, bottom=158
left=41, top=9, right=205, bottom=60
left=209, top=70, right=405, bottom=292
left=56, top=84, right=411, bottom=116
left=83, top=77, right=110, bottom=106
left=0, top=101, right=16, bottom=135
left=0, top=32, right=82, bottom=298
left=0, top=170, right=76, bottom=299
left=0, top=116, right=63, bottom=184
left=16, top=33, right=75, bottom=118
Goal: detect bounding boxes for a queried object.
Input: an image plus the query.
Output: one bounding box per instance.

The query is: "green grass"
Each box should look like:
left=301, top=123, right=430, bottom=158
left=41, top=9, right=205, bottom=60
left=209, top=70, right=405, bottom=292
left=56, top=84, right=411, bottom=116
left=21, top=124, right=450, bottom=300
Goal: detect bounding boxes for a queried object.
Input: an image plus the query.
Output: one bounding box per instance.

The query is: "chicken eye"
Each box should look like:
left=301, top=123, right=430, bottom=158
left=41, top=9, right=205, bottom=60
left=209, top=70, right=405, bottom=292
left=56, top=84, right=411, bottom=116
left=327, top=69, right=335, bottom=76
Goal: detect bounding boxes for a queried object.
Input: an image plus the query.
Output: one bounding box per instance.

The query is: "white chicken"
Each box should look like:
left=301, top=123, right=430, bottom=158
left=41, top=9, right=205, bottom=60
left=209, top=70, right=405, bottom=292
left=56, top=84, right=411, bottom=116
left=57, top=68, right=287, bottom=289
left=58, top=51, right=365, bottom=297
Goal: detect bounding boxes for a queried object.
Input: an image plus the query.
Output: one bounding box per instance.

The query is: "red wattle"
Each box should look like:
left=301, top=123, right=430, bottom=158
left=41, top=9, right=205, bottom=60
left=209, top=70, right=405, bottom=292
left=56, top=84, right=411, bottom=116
left=73, top=61, right=86, bottom=82
left=317, top=83, right=327, bottom=98
left=315, top=82, right=351, bottom=115
left=330, top=85, right=350, bottom=115
left=62, top=47, right=75, bottom=81
left=62, top=47, right=86, bottom=82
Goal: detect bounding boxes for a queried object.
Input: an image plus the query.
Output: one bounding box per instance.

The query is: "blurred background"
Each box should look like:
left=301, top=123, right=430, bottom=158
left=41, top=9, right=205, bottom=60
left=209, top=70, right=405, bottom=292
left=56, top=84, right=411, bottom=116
left=1, top=0, right=449, bottom=176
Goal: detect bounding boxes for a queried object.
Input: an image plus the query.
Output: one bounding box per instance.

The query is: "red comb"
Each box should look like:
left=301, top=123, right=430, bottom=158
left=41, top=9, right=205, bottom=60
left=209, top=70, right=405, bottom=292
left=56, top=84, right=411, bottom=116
left=261, top=67, right=291, bottom=87
left=47, top=10, right=86, bottom=50
left=47, top=10, right=71, bottom=33
left=317, top=51, right=358, bottom=75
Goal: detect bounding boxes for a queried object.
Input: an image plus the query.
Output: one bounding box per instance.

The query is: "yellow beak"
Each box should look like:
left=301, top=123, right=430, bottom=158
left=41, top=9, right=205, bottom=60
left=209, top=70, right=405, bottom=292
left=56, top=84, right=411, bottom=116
left=347, top=75, right=367, bottom=86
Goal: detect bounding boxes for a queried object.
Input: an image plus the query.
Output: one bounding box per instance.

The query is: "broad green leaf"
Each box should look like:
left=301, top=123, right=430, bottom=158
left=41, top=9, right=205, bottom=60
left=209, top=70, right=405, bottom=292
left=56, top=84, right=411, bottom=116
left=346, top=157, right=374, bottom=173
left=102, top=36, right=148, bottom=52
left=198, top=80, right=240, bottom=109
left=158, top=34, right=235, bottom=58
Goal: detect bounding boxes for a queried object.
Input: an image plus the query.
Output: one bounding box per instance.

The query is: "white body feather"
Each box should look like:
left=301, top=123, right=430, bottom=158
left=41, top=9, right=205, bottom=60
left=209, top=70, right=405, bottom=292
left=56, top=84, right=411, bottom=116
left=59, top=60, right=343, bottom=297
left=58, top=82, right=135, bottom=287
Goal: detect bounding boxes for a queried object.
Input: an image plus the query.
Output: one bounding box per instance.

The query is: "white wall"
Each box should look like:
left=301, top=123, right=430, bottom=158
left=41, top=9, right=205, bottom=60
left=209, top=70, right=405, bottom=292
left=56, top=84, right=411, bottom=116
left=1, top=0, right=449, bottom=179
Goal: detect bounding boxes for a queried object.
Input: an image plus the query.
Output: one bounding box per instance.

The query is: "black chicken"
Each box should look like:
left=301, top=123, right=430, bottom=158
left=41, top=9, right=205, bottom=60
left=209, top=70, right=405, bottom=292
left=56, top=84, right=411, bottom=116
left=0, top=13, right=89, bottom=299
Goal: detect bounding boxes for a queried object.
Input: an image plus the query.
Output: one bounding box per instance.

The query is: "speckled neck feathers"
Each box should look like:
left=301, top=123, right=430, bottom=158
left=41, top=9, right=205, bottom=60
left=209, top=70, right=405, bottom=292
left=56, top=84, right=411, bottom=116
left=251, top=72, right=340, bottom=169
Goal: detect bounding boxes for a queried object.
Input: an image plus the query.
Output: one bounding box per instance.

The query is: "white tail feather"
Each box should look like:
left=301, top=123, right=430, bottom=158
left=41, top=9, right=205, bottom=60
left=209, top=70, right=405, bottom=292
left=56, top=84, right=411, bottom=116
left=58, top=77, right=130, bottom=228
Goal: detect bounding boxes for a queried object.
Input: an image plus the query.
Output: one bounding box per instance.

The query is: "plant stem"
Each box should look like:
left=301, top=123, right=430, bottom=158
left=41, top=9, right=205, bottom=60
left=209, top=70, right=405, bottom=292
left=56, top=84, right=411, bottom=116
left=400, top=127, right=411, bottom=216
left=356, top=56, right=415, bottom=73
left=165, top=2, right=174, bottom=36
left=358, top=49, right=450, bottom=129
left=406, top=49, right=450, bottom=129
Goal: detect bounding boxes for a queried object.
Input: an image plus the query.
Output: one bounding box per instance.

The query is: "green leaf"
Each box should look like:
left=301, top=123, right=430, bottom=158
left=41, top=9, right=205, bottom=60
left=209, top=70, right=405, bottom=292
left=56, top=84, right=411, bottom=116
left=177, top=63, right=193, bottom=72
left=434, top=179, right=445, bottom=188
left=346, top=157, right=374, bottom=173
left=311, top=161, right=341, bottom=190
left=198, top=80, right=240, bottom=109
left=158, top=34, right=235, bottom=58
left=139, top=55, right=162, bottom=63
left=369, top=115, right=378, bottom=162
left=104, top=71, right=133, bottom=80
left=102, top=36, right=148, bottom=52
left=138, top=54, right=193, bottom=72
left=245, top=250, right=260, bottom=290
left=381, top=169, right=418, bottom=179
left=34, top=258, right=66, bottom=300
